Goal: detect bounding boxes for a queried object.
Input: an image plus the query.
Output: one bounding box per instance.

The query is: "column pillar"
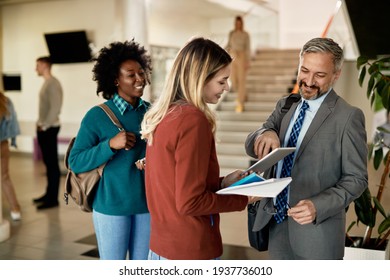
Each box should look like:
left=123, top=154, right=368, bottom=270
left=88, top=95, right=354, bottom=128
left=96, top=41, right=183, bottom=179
left=116, top=0, right=151, bottom=101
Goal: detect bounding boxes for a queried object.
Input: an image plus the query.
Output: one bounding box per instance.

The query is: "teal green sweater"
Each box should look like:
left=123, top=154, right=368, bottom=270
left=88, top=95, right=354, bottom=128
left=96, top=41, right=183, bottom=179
left=68, top=98, right=149, bottom=215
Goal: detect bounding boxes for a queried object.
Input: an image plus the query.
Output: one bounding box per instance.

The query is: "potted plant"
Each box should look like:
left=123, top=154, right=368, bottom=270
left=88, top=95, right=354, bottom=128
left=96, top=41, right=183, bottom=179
left=345, top=55, right=390, bottom=259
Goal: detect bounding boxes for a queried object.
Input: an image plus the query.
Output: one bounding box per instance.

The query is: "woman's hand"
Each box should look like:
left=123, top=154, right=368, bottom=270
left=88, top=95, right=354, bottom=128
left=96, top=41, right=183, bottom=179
left=109, top=131, right=136, bottom=150
left=221, top=170, right=248, bottom=189
left=135, top=158, right=146, bottom=170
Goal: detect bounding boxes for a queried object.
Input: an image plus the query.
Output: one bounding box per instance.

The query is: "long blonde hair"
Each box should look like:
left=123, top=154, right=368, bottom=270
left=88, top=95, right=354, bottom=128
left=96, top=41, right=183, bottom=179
left=141, top=37, right=232, bottom=145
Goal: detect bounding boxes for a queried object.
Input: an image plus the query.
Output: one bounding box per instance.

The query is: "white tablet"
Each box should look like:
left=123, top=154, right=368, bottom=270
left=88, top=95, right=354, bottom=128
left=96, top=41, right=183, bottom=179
left=244, top=147, right=296, bottom=174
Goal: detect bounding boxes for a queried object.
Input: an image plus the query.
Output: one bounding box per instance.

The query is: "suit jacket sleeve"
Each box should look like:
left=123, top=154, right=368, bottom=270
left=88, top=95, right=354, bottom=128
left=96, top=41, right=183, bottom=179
left=245, top=96, right=288, bottom=158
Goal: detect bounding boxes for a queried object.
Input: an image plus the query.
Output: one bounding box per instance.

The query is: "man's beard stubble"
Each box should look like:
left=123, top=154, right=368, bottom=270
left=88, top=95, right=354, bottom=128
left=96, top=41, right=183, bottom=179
left=298, top=80, right=327, bottom=100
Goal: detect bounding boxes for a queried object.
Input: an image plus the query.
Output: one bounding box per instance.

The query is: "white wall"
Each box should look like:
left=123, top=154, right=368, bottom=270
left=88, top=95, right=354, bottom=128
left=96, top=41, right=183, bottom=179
left=278, top=0, right=340, bottom=48
left=2, top=0, right=115, bottom=133
left=334, top=61, right=375, bottom=138
left=1, top=0, right=216, bottom=153
left=148, top=8, right=210, bottom=48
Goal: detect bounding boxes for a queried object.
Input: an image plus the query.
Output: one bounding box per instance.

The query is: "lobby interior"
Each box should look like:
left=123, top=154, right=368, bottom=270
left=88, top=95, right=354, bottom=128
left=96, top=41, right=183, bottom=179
left=1, top=0, right=390, bottom=260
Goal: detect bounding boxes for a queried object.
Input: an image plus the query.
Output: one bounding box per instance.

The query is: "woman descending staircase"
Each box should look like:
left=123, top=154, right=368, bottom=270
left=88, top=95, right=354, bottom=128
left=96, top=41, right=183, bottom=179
left=216, top=48, right=300, bottom=176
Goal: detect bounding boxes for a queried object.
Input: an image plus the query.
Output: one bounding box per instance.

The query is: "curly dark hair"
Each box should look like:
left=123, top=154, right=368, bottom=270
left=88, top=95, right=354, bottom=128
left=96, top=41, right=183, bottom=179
left=92, top=39, right=152, bottom=100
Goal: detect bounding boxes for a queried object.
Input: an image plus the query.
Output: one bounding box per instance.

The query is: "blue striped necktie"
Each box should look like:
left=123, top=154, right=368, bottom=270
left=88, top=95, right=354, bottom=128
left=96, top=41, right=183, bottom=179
left=274, top=101, right=309, bottom=223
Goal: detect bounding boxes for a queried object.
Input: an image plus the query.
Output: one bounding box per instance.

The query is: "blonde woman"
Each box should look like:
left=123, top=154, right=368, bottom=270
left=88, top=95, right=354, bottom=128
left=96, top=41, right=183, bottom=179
left=0, top=91, right=21, bottom=220
left=141, top=37, right=259, bottom=260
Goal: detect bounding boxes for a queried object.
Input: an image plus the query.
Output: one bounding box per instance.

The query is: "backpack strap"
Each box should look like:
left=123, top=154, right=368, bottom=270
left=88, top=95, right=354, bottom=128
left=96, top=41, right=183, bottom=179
left=63, top=104, right=121, bottom=188
left=281, top=93, right=301, bottom=114
left=98, top=103, right=124, bottom=131
left=64, top=137, right=76, bottom=170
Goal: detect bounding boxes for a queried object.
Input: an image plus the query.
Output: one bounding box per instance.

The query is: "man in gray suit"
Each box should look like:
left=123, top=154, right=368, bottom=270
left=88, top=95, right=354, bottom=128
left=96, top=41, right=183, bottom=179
left=245, top=37, right=368, bottom=259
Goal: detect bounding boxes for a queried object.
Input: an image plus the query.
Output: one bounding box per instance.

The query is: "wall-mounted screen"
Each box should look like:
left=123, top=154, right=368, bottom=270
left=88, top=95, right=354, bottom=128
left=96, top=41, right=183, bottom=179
left=2, top=74, right=21, bottom=91
left=44, top=31, right=92, bottom=63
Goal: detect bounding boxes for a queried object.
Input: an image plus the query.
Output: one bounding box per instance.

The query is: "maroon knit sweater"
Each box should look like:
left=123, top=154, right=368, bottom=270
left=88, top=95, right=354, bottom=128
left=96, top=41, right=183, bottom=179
left=145, top=104, right=248, bottom=260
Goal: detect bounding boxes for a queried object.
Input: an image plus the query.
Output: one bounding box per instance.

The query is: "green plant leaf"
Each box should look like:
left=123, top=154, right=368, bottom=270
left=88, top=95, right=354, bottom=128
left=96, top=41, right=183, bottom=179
left=378, top=217, right=390, bottom=234
left=376, top=56, right=390, bottom=63
left=380, top=89, right=389, bottom=109
left=381, top=83, right=390, bottom=110
left=377, top=126, right=390, bottom=133
left=357, top=56, right=369, bottom=69
left=370, top=93, right=376, bottom=108
left=367, top=74, right=376, bottom=99
left=358, top=66, right=366, bottom=87
left=354, top=188, right=375, bottom=227
left=374, top=94, right=385, bottom=112
left=347, top=221, right=356, bottom=233
left=368, top=63, right=379, bottom=75
left=373, top=197, right=387, bottom=217
left=374, top=148, right=384, bottom=170
left=375, top=79, right=386, bottom=97
left=368, top=143, right=374, bottom=160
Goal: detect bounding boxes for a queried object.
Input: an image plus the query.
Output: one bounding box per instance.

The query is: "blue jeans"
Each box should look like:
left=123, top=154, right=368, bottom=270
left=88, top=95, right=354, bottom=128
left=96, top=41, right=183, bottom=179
left=93, top=210, right=150, bottom=260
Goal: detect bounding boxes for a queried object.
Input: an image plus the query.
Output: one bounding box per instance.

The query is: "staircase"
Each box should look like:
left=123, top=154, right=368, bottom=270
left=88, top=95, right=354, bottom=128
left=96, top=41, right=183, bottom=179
left=216, top=49, right=300, bottom=176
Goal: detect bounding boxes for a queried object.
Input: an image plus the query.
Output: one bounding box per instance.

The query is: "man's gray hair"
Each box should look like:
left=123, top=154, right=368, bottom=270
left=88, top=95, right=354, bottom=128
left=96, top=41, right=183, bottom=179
left=300, top=38, right=344, bottom=72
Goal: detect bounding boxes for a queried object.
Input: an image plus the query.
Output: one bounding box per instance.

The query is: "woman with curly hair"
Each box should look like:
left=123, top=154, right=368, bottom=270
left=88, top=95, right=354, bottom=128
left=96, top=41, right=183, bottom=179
left=68, top=40, right=152, bottom=260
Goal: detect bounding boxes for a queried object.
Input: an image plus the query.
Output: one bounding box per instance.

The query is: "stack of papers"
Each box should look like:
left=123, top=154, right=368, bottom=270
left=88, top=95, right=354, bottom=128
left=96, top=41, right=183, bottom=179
left=217, top=147, right=296, bottom=197
left=216, top=177, right=292, bottom=197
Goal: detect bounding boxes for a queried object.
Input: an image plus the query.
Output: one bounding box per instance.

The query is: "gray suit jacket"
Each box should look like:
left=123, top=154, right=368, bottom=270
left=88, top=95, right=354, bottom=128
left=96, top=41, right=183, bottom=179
left=245, top=90, right=368, bottom=259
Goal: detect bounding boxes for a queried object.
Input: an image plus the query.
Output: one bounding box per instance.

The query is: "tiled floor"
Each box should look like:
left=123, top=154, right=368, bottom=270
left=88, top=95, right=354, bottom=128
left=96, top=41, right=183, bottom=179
left=1, top=152, right=388, bottom=260
left=0, top=153, right=268, bottom=260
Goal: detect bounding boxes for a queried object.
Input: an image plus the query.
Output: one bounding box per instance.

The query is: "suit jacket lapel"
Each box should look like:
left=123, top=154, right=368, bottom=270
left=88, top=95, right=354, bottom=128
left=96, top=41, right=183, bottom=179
left=295, top=90, right=338, bottom=161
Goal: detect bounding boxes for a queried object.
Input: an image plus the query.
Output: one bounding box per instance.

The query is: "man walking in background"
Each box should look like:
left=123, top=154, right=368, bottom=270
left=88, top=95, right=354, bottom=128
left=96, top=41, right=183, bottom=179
left=33, top=56, right=63, bottom=210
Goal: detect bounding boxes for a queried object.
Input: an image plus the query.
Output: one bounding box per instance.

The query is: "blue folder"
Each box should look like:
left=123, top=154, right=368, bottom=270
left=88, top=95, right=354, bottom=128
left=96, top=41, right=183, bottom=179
left=229, top=172, right=265, bottom=187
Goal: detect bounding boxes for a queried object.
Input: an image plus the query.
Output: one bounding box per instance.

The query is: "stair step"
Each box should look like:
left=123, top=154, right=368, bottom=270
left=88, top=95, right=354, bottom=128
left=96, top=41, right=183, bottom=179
left=225, top=93, right=285, bottom=102
left=249, top=68, right=297, bottom=75
left=250, top=61, right=298, bottom=68
left=254, top=49, right=299, bottom=58
left=216, top=111, right=269, bottom=122
left=246, top=84, right=291, bottom=93
left=220, top=167, right=236, bottom=176
left=216, top=131, right=249, bottom=143
left=216, top=48, right=299, bottom=171
left=246, top=75, right=295, bottom=83
left=217, top=120, right=261, bottom=133
left=218, top=102, right=276, bottom=112
left=217, top=154, right=252, bottom=169
left=216, top=142, right=247, bottom=156
left=246, top=80, right=294, bottom=87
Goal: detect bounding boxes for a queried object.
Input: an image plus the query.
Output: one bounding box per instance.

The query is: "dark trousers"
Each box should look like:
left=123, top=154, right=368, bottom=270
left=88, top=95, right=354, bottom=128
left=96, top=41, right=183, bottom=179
left=37, top=126, right=60, bottom=203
